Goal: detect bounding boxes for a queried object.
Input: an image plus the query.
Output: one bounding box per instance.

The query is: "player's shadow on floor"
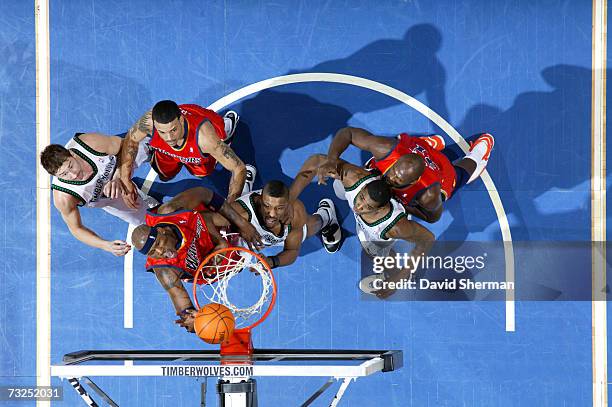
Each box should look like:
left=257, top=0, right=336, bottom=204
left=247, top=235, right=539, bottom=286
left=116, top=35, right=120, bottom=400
left=284, top=23, right=467, bottom=242
left=288, top=23, right=450, bottom=133
left=189, top=24, right=461, bottom=254
left=282, top=24, right=598, bottom=244
left=192, top=25, right=598, bottom=250
left=450, top=64, right=598, bottom=242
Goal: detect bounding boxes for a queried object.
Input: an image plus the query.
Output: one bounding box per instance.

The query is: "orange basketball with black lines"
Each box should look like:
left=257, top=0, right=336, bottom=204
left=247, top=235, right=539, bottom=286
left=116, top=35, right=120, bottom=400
left=194, top=303, right=235, bottom=344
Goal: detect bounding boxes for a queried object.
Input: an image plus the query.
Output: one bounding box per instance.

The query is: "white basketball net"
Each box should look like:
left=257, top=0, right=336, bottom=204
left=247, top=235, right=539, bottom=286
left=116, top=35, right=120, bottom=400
left=195, top=249, right=274, bottom=329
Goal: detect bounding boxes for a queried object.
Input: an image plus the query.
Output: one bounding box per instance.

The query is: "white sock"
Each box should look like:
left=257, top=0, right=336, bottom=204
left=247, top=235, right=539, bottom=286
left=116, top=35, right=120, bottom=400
left=241, top=182, right=252, bottom=196
left=466, top=140, right=488, bottom=162
left=224, top=117, right=233, bottom=134
left=465, top=140, right=490, bottom=184
left=315, top=207, right=331, bottom=228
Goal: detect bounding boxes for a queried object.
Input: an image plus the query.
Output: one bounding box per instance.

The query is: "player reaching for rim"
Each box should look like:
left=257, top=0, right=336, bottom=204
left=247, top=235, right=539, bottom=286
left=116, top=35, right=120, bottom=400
left=131, top=187, right=262, bottom=332
left=208, top=164, right=342, bottom=269
left=119, top=100, right=246, bottom=207
left=318, top=127, right=494, bottom=223
left=292, top=154, right=435, bottom=298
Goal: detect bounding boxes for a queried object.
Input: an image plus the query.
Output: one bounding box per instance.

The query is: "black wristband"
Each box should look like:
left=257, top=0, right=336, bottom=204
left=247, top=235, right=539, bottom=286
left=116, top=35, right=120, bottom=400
left=269, top=255, right=280, bottom=269
left=179, top=306, right=196, bottom=316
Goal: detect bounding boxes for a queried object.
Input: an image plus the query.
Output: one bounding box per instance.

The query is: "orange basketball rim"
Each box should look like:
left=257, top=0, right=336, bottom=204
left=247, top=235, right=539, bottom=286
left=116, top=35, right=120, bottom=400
left=191, top=246, right=277, bottom=337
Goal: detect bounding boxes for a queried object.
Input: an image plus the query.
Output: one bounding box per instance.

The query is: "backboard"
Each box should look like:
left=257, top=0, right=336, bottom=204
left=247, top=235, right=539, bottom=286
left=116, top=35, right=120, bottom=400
left=51, top=348, right=403, bottom=406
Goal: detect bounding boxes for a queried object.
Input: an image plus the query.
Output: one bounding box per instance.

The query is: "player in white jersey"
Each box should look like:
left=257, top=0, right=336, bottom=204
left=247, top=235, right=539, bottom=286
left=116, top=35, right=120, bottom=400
left=291, top=154, right=435, bottom=298
left=40, top=132, right=155, bottom=256
left=339, top=172, right=408, bottom=258
left=209, top=165, right=342, bottom=269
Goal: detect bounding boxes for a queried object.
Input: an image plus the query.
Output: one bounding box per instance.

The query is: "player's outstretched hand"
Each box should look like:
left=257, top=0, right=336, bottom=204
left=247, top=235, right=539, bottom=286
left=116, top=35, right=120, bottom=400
left=253, top=256, right=271, bottom=275
left=316, top=159, right=338, bottom=185
left=237, top=222, right=263, bottom=251
left=121, top=179, right=140, bottom=209
left=175, top=309, right=197, bottom=333
left=373, top=287, right=395, bottom=300
left=104, top=240, right=131, bottom=256
left=372, top=267, right=414, bottom=299
left=103, top=179, right=125, bottom=199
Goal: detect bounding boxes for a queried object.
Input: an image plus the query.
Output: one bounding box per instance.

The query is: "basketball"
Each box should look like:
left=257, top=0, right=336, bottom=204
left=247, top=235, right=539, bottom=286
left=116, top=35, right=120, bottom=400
left=194, top=303, right=235, bottom=344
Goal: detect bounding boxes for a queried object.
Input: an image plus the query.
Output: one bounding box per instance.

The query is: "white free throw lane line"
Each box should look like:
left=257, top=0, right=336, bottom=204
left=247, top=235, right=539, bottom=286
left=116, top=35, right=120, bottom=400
left=592, top=0, right=608, bottom=405
left=122, top=169, right=161, bottom=329
left=35, top=0, right=51, bottom=405
left=123, top=224, right=135, bottom=328
left=125, top=73, right=515, bottom=332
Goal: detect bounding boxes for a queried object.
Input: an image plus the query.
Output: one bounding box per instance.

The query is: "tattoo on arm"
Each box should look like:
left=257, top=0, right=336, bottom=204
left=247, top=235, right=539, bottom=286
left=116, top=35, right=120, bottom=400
left=216, top=142, right=245, bottom=200
left=220, top=142, right=241, bottom=164
left=126, top=110, right=153, bottom=143
left=121, top=110, right=151, bottom=173
left=125, top=141, right=138, bottom=161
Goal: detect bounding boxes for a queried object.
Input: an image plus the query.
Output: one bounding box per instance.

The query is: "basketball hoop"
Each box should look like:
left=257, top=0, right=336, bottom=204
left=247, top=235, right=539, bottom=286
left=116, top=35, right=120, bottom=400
left=192, top=246, right=277, bottom=358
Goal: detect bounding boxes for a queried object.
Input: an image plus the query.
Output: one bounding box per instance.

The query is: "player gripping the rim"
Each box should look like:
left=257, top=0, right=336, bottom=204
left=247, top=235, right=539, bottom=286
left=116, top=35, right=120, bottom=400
left=131, top=187, right=262, bottom=332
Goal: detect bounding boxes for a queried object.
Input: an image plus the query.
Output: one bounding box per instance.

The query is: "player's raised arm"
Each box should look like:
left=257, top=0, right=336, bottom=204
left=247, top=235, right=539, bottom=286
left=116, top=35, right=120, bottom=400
left=198, top=121, right=246, bottom=202
left=328, top=127, right=396, bottom=160
left=317, top=127, right=395, bottom=184
left=120, top=109, right=153, bottom=208
left=159, top=187, right=262, bottom=250
left=155, top=186, right=216, bottom=213
left=54, top=191, right=131, bottom=256
left=152, top=267, right=197, bottom=332
left=292, top=154, right=371, bottom=200
left=290, top=154, right=329, bottom=201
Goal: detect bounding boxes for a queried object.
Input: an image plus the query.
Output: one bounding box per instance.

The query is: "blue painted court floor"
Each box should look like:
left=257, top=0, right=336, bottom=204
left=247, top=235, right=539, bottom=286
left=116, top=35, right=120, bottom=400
left=0, top=1, right=606, bottom=406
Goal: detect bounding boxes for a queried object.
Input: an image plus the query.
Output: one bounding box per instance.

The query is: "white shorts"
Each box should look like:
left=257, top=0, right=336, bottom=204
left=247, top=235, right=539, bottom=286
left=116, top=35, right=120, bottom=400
left=357, top=228, right=395, bottom=258
left=231, top=223, right=308, bottom=249
left=88, top=138, right=155, bottom=225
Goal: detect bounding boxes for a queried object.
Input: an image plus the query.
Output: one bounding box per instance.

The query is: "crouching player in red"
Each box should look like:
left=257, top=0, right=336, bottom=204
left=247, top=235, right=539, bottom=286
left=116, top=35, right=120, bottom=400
left=319, top=127, right=494, bottom=223
left=131, top=187, right=262, bottom=332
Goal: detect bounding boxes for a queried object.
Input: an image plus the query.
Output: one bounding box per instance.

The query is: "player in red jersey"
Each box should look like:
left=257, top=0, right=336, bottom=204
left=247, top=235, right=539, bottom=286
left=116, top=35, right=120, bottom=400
left=119, top=100, right=246, bottom=207
left=318, top=127, right=494, bottom=223
left=131, top=187, right=262, bottom=332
